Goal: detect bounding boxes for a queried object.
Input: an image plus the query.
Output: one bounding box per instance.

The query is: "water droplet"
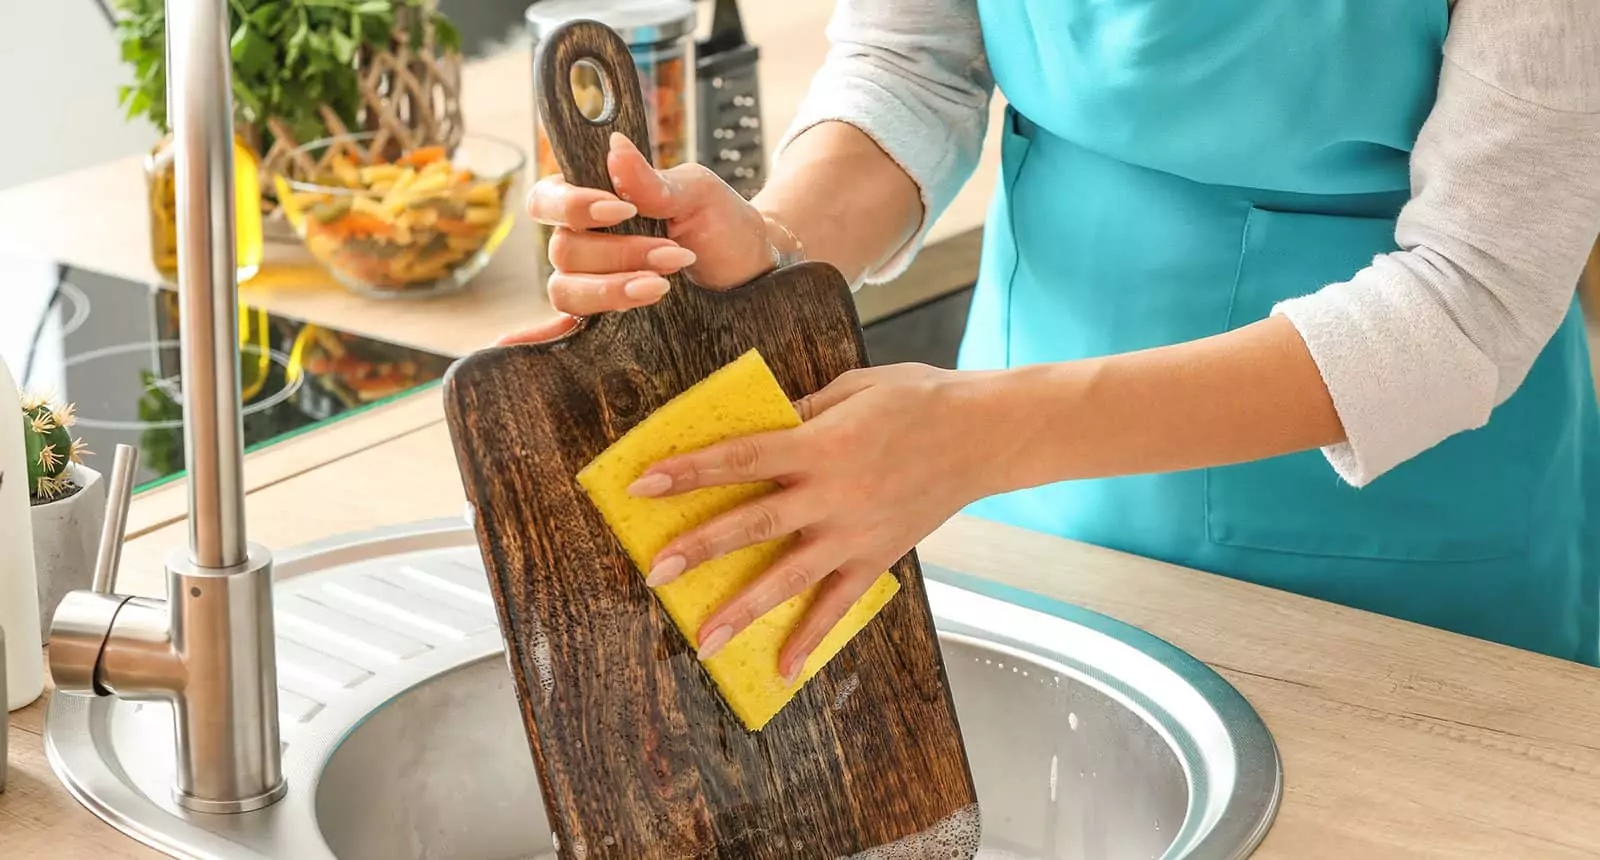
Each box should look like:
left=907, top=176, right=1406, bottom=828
left=1068, top=712, right=1079, bottom=731
left=1049, top=754, right=1059, bottom=802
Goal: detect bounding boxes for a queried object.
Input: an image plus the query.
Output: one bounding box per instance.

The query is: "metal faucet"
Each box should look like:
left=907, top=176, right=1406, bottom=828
left=48, top=0, right=285, bottom=814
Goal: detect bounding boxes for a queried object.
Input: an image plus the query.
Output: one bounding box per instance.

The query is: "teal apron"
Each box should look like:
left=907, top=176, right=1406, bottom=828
left=960, top=0, right=1600, bottom=663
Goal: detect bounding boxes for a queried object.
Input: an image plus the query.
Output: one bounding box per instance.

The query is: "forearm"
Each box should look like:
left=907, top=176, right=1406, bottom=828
left=758, top=0, right=992, bottom=285
left=751, top=121, right=924, bottom=286
left=975, top=316, right=1346, bottom=494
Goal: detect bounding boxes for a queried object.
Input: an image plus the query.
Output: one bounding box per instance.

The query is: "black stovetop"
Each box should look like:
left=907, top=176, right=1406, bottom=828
left=4, top=261, right=454, bottom=492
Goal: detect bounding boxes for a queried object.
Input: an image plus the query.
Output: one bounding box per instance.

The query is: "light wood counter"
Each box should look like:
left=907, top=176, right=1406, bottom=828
left=8, top=391, right=1600, bottom=859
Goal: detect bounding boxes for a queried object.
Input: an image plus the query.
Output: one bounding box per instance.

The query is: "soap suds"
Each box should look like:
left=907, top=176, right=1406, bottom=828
left=843, top=803, right=982, bottom=859
left=832, top=674, right=861, bottom=711
left=521, top=618, right=555, bottom=697
left=532, top=628, right=554, bottom=696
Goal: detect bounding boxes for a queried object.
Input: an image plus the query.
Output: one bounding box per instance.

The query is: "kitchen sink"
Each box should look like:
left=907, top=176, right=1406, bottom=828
left=45, top=519, right=1281, bottom=860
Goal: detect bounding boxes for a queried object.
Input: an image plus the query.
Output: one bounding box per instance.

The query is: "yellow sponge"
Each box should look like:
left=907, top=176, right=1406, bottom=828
left=577, top=349, right=900, bottom=731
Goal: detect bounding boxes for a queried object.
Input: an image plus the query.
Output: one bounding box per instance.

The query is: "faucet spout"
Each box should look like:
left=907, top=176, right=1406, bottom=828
left=47, top=0, right=286, bottom=816
left=168, top=0, right=249, bottom=569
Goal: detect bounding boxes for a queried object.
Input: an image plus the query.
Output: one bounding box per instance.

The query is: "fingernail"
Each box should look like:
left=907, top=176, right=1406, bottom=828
left=698, top=625, right=733, bottom=660
left=623, top=276, right=670, bottom=301
left=589, top=200, right=637, bottom=223
left=645, top=246, right=697, bottom=271
left=782, top=657, right=805, bottom=686
left=610, top=132, right=639, bottom=153
left=628, top=472, right=673, bottom=497
left=645, top=554, right=686, bottom=586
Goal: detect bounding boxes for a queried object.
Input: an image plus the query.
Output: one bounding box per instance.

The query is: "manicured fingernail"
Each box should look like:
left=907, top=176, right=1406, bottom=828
left=645, top=246, right=697, bottom=270
left=589, top=200, right=637, bottom=222
left=782, top=657, right=805, bottom=686
left=645, top=554, right=686, bottom=586
left=698, top=625, right=733, bottom=660
left=628, top=472, right=673, bottom=497
left=623, top=276, right=669, bottom=301
left=610, top=132, right=639, bottom=153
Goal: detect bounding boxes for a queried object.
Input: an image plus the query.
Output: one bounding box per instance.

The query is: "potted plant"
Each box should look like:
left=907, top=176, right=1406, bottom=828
left=20, top=393, right=106, bottom=644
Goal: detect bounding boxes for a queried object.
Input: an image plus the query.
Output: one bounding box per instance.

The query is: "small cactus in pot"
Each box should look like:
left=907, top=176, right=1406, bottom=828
left=19, top=389, right=107, bottom=646
left=20, top=392, right=90, bottom=505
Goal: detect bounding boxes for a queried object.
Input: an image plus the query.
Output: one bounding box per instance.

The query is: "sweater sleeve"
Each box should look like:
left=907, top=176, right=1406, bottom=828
left=773, top=0, right=994, bottom=284
left=1273, top=0, right=1600, bottom=487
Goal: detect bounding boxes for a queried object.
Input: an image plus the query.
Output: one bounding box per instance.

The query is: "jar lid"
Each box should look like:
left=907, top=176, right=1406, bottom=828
left=525, top=0, right=696, bottom=46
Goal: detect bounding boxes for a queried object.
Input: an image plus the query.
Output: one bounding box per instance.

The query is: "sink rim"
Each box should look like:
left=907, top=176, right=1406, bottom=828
left=927, top=567, right=1283, bottom=858
left=45, top=517, right=1282, bottom=860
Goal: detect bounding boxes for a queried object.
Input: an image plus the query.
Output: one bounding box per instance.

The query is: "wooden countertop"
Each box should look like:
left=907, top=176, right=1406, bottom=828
left=8, top=390, right=1600, bottom=859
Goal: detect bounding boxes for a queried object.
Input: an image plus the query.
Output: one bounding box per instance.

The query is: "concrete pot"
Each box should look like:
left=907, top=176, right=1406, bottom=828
left=30, top=464, right=106, bottom=645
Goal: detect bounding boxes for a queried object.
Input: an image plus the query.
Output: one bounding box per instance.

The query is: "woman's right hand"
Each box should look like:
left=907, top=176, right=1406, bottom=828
left=528, top=132, right=785, bottom=317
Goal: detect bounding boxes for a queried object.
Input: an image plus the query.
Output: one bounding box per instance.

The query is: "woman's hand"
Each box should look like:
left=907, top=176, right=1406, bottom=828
left=627, top=363, right=1006, bottom=683
left=528, top=132, right=788, bottom=315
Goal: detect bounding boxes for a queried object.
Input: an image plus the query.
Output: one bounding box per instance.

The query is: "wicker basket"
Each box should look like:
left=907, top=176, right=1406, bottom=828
left=246, top=2, right=464, bottom=224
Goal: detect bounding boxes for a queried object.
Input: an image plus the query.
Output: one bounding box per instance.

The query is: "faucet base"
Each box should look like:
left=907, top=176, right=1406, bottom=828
left=174, top=779, right=287, bottom=815
left=161, top=542, right=286, bottom=813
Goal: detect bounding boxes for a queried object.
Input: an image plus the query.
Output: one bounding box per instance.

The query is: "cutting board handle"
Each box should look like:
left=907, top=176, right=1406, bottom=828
left=535, top=19, right=669, bottom=243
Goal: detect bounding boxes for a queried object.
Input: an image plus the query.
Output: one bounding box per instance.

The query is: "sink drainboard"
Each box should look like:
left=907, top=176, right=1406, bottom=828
left=45, top=518, right=1281, bottom=859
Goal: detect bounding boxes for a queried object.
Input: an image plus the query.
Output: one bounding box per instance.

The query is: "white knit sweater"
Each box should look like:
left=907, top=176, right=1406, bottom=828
left=777, top=0, right=1600, bottom=487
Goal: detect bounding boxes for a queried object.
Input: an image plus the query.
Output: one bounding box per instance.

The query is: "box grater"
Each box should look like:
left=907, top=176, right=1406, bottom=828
left=695, top=0, right=766, bottom=198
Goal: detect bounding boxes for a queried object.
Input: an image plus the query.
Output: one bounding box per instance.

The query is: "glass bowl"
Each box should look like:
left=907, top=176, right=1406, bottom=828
left=273, top=133, right=525, bottom=299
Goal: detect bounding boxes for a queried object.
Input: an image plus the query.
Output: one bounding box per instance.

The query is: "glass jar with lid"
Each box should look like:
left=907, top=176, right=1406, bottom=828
left=525, top=0, right=697, bottom=281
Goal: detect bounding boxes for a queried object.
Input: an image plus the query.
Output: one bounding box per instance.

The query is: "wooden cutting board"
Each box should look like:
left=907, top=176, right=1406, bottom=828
left=442, top=19, right=977, bottom=860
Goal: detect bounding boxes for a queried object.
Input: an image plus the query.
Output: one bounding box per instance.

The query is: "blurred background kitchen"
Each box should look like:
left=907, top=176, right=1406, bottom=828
left=0, top=0, right=1595, bottom=500
left=6, top=1, right=540, bottom=189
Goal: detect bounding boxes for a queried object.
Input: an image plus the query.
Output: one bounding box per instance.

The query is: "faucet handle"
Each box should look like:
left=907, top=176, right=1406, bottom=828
left=91, top=444, right=140, bottom=595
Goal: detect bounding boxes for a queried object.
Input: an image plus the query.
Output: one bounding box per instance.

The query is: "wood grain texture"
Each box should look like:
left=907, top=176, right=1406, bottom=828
left=442, top=20, right=976, bottom=860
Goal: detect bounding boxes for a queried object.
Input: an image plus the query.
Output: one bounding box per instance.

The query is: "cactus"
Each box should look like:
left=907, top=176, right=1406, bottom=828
left=20, top=391, right=91, bottom=504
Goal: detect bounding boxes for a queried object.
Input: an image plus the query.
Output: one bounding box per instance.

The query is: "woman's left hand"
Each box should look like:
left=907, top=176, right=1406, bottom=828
left=627, top=363, right=1004, bottom=683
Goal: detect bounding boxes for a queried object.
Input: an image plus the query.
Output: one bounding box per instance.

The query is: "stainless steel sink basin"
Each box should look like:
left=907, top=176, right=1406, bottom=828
left=45, top=519, right=1281, bottom=860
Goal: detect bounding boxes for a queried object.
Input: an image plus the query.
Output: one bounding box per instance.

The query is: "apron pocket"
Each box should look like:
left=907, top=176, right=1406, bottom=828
left=1204, top=206, right=1531, bottom=562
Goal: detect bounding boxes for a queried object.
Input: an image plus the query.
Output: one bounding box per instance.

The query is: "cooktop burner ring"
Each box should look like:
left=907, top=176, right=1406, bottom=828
left=53, top=279, right=91, bottom=337
left=67, top=338, right=304, bottom=432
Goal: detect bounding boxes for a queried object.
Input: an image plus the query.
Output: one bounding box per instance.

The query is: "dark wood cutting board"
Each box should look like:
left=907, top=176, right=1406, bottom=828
left=442, top=19, right=978, bottom=860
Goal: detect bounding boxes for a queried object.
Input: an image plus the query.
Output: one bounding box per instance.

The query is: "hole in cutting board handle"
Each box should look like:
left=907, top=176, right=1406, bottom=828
left=569, top=58, right=615, bottom=124
left=534, top=19, right=665, bottom=237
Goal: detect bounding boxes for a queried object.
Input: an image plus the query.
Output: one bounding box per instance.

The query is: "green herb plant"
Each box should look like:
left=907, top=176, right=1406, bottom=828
left=110, top=0, right=461, bottom=146
left=19, top=392, right=91, bottom=506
